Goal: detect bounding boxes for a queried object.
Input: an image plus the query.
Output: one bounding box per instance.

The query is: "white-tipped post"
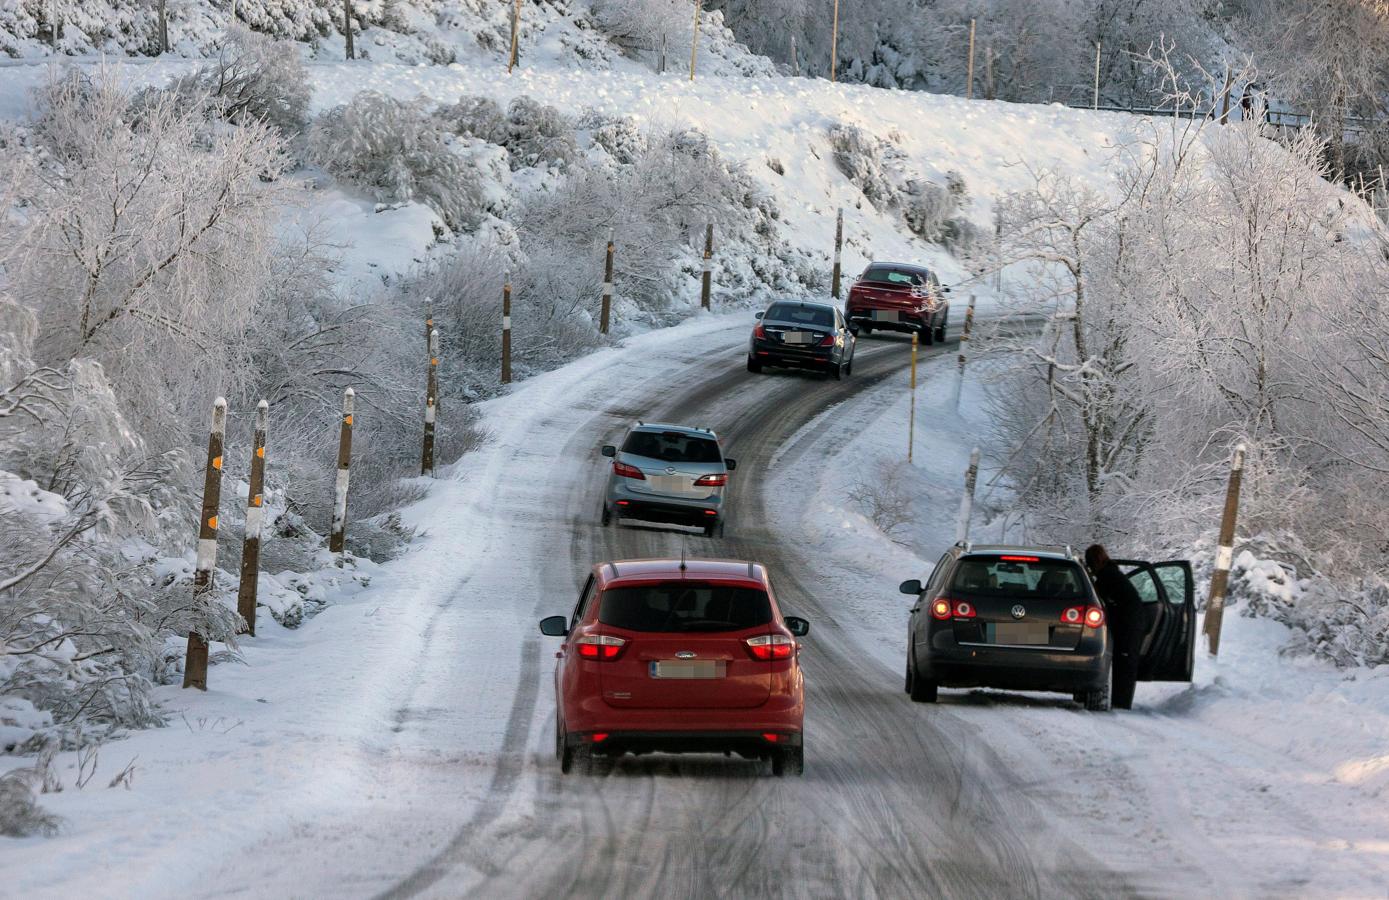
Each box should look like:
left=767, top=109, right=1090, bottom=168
left=955, top=447, right=981, bottom=544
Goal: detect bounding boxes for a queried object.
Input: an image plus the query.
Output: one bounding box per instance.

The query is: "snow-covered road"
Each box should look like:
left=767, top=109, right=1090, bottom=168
left=4, top=310, right=1387, bottom=898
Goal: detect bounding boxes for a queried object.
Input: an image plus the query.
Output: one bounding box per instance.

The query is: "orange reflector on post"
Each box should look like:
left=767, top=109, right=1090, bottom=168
left=212, top=455, right=223, bottom=470
left=344, top=415, right=353, bottom=426
left=252, top=494, right=262, bottom=507
left=207, top=516, right=218, bottom=529
left=256, top=447, right=265, bottom=459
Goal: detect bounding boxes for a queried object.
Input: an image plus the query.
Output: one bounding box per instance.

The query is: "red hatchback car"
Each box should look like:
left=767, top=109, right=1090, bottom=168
left=539, top=558, right=810, bottom=775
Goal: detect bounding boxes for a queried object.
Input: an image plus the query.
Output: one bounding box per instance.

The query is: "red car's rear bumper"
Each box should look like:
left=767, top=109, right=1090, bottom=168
left=565, top=692, right=803, bottom=735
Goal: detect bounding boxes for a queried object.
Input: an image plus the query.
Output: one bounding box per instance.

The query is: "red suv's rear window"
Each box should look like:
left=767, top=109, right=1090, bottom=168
left=600, top=582, right=772, bottom=632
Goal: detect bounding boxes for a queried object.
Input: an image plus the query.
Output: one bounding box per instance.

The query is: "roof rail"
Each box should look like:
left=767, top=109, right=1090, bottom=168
left=607, top=561, right=619, bottom=578
left=953, top=540, right=972, bottom=552
left=1065, top=544, right=1076, bottom=560
left=747, top=560, right=756, bottom=578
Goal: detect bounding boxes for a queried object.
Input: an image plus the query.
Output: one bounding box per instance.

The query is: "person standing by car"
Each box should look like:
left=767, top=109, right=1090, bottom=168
left=1085, top=544, right=1143, bottom=710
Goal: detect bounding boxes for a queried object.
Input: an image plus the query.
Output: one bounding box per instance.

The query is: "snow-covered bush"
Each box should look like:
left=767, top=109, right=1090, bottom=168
left=0, top=764, right=61, bottom=837
left=847, top=458, right=914, bottom=540
left=828, top=124, right=895, bottom=208
left=309, top=91, right=485, bottom=232
left=582, top=111, right=648, bottom=165
left=591, top=0, right=691, bottom=55
left=168, top=26, right=311, bottom=133
left=437, top=95, right=576, bottom=171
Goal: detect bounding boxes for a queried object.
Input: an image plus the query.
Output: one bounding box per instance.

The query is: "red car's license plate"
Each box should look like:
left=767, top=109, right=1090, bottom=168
left=871, top=309, right=899, bottom=322
left=650, top=660, right=726, bottom=679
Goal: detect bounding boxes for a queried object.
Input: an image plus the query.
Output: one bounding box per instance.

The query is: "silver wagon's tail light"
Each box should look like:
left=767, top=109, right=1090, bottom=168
left=612, top=461, right=645, bottom=480
left=575, top=634, right=627, bottom=660
left=693, top=473, right=727, bottom=487
left=745, top=633, right=794, bottom=660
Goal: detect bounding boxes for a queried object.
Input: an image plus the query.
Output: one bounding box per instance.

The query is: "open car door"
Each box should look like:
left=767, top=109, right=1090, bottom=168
left=1114, top=560, right=1195, bottom=683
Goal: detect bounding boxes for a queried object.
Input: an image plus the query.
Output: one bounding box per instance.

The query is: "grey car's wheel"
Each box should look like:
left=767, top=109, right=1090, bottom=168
left=600, top=504, right=612, bottom=527
left=831, top=360, right=844, bottom=380
left=908, top=650, right=938, bottom=703
left=935, top=314, right=947, bottom=342
left=920, top=323, right=935, bottom=347
left=1084, top=680, right=1113, bottom=712
left=704, top=519, right=724, bottom=538
left=772, top=746, right=804, bottom=777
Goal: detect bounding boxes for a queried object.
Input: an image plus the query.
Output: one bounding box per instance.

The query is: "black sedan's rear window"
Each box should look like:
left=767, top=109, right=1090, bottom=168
left=622, top=431, right=722, bottom=463
left=765, top=303, right=833, bottom=327
left=950, top=556, right=1088, bottom=598
left=599, top=582, right=773, bottom=632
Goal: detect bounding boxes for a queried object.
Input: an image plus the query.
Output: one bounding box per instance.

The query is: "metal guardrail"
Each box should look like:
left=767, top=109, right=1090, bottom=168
left=1071, top=102, right=1380, bottom=135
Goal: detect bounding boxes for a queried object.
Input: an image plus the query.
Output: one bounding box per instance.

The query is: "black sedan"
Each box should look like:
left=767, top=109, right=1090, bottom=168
left=747, top=300, right=856, bottom=379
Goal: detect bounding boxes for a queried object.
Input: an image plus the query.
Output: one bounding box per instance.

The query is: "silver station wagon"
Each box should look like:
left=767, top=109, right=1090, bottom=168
left=600, top=423, right=737, bottom=537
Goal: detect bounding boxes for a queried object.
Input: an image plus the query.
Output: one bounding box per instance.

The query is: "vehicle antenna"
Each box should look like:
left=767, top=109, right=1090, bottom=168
left=680, top=539, right=687, bottom=573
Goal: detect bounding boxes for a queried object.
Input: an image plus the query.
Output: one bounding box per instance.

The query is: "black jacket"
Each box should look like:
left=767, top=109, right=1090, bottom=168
left=1091, top=562, right=1145, bottom=654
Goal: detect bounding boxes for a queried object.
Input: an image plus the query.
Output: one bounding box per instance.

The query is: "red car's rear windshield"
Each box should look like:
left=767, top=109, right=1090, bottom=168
left=862, top=265, right=926, bottom=286
left=599, top=582, right=773, bottom=632
left=950, top=556, right=1089, bottom=599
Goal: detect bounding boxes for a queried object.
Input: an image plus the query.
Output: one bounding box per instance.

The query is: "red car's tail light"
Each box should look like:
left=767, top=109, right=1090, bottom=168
left=576, top=634, right=627, bottom=660
left=762, top=733, right=782, bottom=743
left=588, top=732, right=610, bottom=743
left=930, top=598, right=952, bottom=620
left=1061, top=605, right=1106, bottom=628
left=745, top=633, right=795, bottom=660
left=612, top=461, right=645, bottom=480
left=693, top=473, right=727, bottom=487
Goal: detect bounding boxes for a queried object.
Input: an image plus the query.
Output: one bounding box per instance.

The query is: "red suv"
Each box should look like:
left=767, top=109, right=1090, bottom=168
left=539, top=558, right=810, bottom=776
left=845, top=261, right=950, bottom=344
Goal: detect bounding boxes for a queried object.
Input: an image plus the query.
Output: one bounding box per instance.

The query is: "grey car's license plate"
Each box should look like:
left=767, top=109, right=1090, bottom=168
left=994, top=623, right=1051, bottom=645
left=871, top=309, right=899, bottom=322
left=651, top=660, right=726, bottom=679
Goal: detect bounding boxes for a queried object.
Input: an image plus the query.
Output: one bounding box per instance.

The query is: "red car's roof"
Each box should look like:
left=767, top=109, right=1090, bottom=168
left=596, top=558, right=766, bottom=587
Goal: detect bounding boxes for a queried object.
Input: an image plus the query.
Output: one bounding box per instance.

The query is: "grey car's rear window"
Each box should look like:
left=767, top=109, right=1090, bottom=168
left=622, top=430, right=723, bottom=463
left=765, top=303, right=833, bottom=327
left=950, top=556, right=1088, bottom=599
left=599, top=582, right=772, bottom=632
left=862, top=266, right=926, bottom=286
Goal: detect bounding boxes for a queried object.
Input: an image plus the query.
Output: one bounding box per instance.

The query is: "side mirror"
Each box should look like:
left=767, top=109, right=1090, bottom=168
left=785, top=616, right=810, bottom=637
left=601, top=445, right=616, bottom=458
left=899, top=579, right=923, bottom=595
left=724, top=458, right=738, bottom=471
left=942, top=285, right=952, bottom=294
left=754, top=311, right=765, bottom=319
left=539, top=615, right=568, bottom=637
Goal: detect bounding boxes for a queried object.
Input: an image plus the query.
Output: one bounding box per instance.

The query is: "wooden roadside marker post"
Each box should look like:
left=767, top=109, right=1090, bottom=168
left=236, top=400, right=268, bottom=637
left=601, top=232, right=615, bottom=334
left=690, top=0, right=702, bottom=81
left=830, top=0, right=839, bottom=82
left=183, top=397, right=227, bottom=691
left=502, top=273, right=513, bottom=384
left=955, top=447, right=981, bottom=543
left=1092, top=42, right=1101, bottom=109
left=953, top=294, right=977, bottom=412
left=1219, top=64, right=1234, bottom=124
left=908, top=332, right=918, bottom=463
left=508, top=0, right=520, bottom=72
left=1202, top=443, right=1247, bottom=656
left=422, top=328, right=439, bottom=477
left=329, top=389, right=354, bottom=559
left=701, top=224, right=714, bottom=310
left=966, top=18, right=976, bottom=99
left=831, top=208, right=843, bottom=301
left=343, top=0, right=354, bottom=60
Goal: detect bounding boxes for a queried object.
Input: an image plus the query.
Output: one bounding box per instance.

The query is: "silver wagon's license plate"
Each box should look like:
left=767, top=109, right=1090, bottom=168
left=872, top=309, right=899, bottom=322
left=651, top=660, right=726, bottom=679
